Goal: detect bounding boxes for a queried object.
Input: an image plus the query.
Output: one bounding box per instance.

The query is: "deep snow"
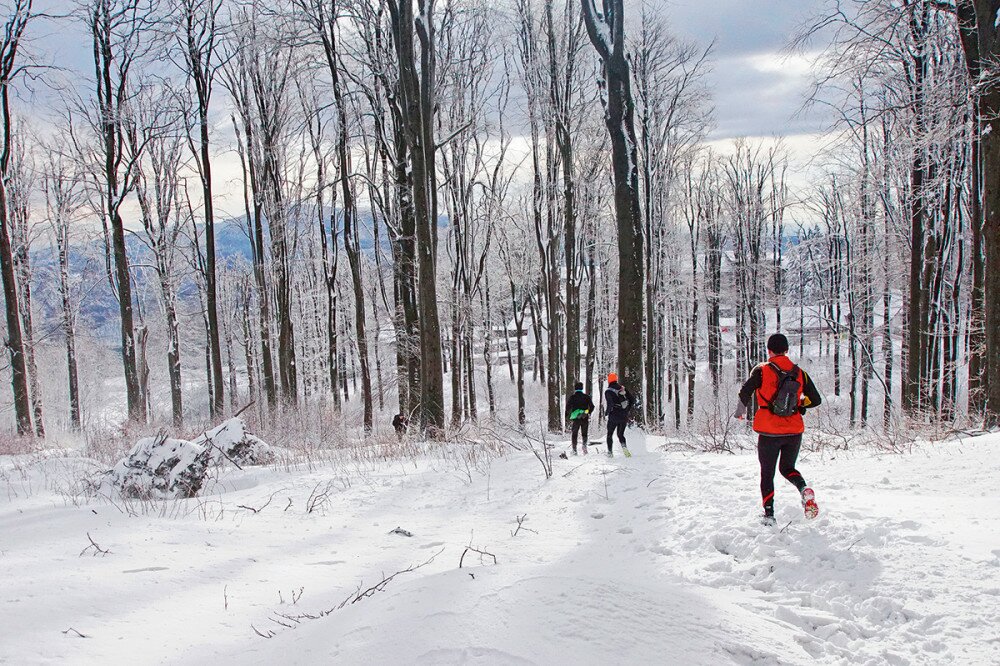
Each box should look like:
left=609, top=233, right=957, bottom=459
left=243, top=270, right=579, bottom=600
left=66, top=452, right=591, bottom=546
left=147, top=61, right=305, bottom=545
left=1, top=430, right=998, bottom=665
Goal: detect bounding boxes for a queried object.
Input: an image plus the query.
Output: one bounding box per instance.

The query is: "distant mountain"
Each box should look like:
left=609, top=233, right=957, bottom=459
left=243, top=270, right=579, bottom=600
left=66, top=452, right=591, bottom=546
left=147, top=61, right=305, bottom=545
left=25, top=208, right=448, bottom=342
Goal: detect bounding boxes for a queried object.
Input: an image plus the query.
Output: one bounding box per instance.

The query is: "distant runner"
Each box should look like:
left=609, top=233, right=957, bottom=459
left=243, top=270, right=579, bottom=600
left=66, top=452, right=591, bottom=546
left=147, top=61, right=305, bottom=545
left=604, top=373, right=632, bottom=458
left=565, top=381, right=595, bottom=456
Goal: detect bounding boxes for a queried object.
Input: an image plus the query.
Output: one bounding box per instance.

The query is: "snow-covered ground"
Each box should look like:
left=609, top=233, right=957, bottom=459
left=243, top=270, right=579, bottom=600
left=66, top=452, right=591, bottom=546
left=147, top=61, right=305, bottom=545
left=2, top=431, right=998, bottom=665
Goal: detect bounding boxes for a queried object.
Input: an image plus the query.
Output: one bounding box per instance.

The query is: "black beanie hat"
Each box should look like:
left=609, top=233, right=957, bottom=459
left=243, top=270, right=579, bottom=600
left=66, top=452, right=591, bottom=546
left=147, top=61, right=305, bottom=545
left=767, top=333, right=789, bottom=354
left=574, top=381, right=584, bottom=391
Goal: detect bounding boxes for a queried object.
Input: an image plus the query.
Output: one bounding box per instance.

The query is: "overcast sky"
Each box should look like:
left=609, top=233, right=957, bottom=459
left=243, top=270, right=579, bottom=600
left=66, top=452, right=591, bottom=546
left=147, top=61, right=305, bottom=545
left=660, top=0, right=831, bottom=141
left=14, top=0, right=835, bottom=217
left=22, top=0, right=832, bottom=139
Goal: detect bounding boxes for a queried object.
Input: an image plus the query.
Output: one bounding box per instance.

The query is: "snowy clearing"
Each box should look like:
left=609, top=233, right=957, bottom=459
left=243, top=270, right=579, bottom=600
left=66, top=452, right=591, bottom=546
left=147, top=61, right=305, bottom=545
left=2, top=432, right=998, bottom=665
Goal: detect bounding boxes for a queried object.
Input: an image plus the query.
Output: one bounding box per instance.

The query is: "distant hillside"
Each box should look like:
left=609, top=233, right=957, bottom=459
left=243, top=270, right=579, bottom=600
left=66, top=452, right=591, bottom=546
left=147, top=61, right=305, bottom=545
left=25, top=208, right=445, bottom=343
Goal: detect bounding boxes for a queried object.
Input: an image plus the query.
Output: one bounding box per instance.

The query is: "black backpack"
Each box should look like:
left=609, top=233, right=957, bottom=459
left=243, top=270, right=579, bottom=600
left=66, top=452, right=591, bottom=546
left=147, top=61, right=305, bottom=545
left=619, top=388, right=632, bottom=413
left=765, top=363, right=801, bottom=417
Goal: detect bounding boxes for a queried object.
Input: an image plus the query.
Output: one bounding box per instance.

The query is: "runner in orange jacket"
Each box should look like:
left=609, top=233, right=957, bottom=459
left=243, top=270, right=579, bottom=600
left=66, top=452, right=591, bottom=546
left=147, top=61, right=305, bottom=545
left=735, top=333, right=822, bottom=525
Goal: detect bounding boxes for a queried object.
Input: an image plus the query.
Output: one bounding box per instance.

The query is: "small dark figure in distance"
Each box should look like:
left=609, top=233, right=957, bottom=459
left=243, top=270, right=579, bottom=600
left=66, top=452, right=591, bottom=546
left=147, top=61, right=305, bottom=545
left=565, top=381, right=595, bottom=456
left=392, top=413, right=409, bottom=440
left=604, top=373, right=632, bottom=458
left=735, top=333, right=823, bottom=526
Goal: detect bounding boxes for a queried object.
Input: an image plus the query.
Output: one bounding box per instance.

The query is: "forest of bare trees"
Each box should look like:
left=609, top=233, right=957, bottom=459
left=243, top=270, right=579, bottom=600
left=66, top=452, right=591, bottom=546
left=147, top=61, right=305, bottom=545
left=0, top=0, right=997, bottom=443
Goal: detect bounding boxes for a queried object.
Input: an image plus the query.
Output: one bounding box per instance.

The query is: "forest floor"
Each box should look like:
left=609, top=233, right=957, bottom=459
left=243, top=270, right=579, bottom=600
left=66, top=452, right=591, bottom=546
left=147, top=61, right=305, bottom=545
left=1, top=429, right=998, bottom=665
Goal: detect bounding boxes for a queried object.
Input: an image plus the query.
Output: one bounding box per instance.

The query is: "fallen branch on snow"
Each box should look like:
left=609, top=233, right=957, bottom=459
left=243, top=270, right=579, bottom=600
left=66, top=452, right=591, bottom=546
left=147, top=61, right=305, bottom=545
left=250, top=549, right=443, bottom=638
left=251, top=624, right=275, bottom=639
left=511, top=514, right=537, bottom=537
left=305, top=482, right=333, bottom=514
left=79, top=533, right=110, bottom=557
left=459, top=546, right=498, bottom=568
left=237, top=491, right=281, bottom=514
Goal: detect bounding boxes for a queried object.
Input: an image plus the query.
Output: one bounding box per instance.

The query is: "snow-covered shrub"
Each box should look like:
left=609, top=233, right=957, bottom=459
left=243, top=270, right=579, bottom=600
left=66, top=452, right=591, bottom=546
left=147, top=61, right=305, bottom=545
left=0, top=433, right=44, bottom=456
left=102, top=418, right=274, bottom=499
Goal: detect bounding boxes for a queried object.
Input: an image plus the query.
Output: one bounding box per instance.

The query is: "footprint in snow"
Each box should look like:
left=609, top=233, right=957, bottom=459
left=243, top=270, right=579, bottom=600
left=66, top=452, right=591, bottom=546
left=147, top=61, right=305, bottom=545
left=617, top=527, right=633, bottom=534
left=901, top=534, right=936, bottom=545
left=591, top=512, right=605, bottom=519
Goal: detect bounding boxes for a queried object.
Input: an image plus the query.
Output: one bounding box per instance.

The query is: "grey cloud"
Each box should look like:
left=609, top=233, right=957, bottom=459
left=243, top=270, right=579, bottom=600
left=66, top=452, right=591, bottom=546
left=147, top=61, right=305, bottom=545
left=658, top=0, right=834, bottom=139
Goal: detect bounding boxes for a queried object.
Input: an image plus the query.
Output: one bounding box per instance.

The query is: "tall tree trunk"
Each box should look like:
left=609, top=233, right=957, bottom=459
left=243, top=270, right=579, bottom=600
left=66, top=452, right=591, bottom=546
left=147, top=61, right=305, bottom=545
left=903, top=7, right=929, bottom=416
left=163, top=272, right=183, bottom=426
left=90, top=0, right=146, bottom=424
left=54, top=211, right=81, bottom=429
left=336, top=88, right=373, bottom=431
left=969, top=112, right=985, bottom=416
left=182, top=0, right=225, bottom=418
left=0, top=181, right=30, bottom=435
left=515, top=300, right=527, bottom=426
left=981, top=88, right=1000, bottom=425
left=389, top=0, right=445, bottom=434
left=234, top=116, right=277, bottom=409
left=706, top=217, right=722, bottom=397
left=955, top=0, right=998, bottom=425
left=482, top=276, right=497, bottom=415
left=581, top=0, right=645, bottom=418
left=11, top=214, right=43, bottom=437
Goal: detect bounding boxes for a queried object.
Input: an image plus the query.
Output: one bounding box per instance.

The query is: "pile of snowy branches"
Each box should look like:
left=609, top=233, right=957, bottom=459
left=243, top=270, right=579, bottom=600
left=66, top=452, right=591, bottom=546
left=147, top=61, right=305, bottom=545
left=95, top=418, right=274, bottom=499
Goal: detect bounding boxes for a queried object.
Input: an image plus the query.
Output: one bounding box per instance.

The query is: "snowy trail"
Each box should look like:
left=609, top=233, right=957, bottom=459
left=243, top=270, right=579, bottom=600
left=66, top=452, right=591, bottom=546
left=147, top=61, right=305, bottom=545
left=654, top=438, right=1000, bottom=665
left=2, top=434, right=999, bottom=665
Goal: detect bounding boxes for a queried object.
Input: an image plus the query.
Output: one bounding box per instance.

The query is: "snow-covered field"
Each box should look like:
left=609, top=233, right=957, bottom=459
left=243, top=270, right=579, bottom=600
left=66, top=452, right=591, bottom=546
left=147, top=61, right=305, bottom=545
left=2, top=431, right=998, bottom=665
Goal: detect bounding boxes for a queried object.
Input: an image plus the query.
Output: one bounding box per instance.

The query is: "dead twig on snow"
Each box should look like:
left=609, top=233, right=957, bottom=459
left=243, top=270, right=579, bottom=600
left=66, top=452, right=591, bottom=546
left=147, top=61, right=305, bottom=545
left=459, top=546, right=498, bottom=568
left=79, top=533, right=110, bottom=557
left=237, top=490, right=280, bottom=514
left=249, top=548, right=444, bottom=639
left=511, top=514, right=537, bottom=537
left=305, top=482, right=333, bottom=514
left=251, top=624, right=276, bottom=639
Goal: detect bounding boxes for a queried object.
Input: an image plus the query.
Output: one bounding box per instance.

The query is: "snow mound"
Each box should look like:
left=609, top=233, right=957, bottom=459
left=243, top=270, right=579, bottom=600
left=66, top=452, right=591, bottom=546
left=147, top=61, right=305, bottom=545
left=103, top=418, right=273, bottom=499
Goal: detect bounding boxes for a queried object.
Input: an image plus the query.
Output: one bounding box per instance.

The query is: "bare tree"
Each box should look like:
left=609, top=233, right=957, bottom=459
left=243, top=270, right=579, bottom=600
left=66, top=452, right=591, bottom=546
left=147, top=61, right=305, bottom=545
left=7, top=129, right=43, bottom=436
left=224, top=34, right=277, bottom=410
left=132, top=92, right=186, bottom=426
left=299, top=0, right=374, bottom=429
left=953, top=0, right=999, bottom=425
left=386, top=0, right=446, bottom=434
left=42, top=147, right=85, bottom=430
left=80, top=0, right=158, bottom=423
left=0, top=0, right=33, bottom=435
left=581, top=0, right=644, bottom=420
left=224, top=7, right=299, bottom=406
left=173, top=0, right=226, bottom=417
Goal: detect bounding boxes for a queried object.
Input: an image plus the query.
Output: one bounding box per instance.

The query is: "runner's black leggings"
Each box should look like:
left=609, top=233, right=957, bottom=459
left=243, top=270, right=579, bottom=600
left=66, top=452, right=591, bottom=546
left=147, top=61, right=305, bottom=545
left=757, top=434, right=806, bottom=513
left=606, top=421, right=626, bottom=452
left=571, top=420, right=589, bottom=449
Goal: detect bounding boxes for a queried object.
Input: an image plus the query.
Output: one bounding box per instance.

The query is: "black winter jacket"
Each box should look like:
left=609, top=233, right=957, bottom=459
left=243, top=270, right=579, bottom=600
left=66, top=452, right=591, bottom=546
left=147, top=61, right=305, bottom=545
left=566, top=390, right=595, bottom=421
left=605, top=382, right=632, bottom=423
